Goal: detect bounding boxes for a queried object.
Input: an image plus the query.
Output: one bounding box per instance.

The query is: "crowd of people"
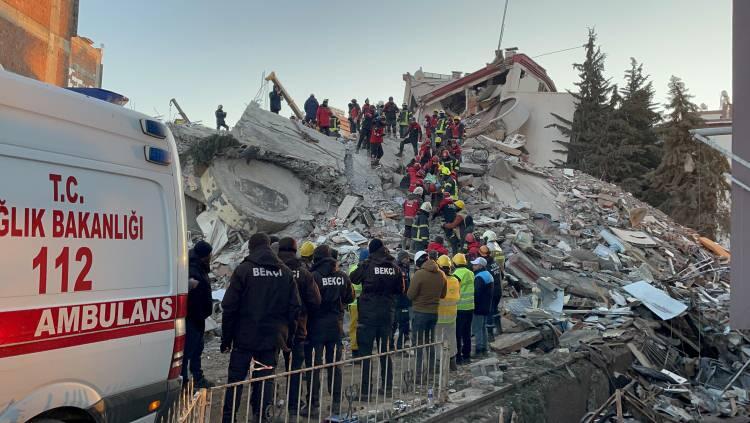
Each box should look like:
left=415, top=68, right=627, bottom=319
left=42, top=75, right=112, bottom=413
left=189, top=93, right=505, bottom=421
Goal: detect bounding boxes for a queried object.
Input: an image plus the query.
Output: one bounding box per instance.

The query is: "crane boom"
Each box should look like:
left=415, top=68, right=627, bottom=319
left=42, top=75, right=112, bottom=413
left=169, top=98, right=191, bottom=123
left=265, top=71, right=303, bottom=119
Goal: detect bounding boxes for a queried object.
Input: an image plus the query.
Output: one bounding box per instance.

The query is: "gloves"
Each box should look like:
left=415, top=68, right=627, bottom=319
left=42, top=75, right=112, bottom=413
left=220, top=339, right=232, bottom=353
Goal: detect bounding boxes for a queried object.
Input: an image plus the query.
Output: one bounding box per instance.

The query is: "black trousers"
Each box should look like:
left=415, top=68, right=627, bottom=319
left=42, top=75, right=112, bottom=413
left=399, top=125, right=408, bottom=138
left=357, top=312, right=394, bottom=396
left=283, top=340, right=307, bottom=411
left=455, top=310, right=474, bottom=360
left=222, top=348, right=277, bottom=423
left=371, top=144, right=384, bottom=160
left=320, top=126, right=330, bottom=136
left=399, top=138, right=418, bottom=156
left=217, top=122, right=229, bottom=131
left=305, top=340, right=343, bottom=407
left=181, top=321, right=205, bottom=382
left=386, top=119, right=397, bottom=135
left=357, top=128, right=371, bottom=151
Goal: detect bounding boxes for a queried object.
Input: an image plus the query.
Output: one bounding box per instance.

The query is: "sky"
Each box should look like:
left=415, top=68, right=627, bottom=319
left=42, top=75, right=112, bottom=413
left=79, top=0, right=732, bottom=126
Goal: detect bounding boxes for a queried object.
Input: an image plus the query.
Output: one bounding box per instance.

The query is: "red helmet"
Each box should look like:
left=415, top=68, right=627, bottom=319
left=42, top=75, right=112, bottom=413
left=441, top=150, right=450, bottom=157
left=431, top=156, right=439, bottom=163
left=443, top=191, right=452, bottom=198
left=465, top=233, right=476, bottom=243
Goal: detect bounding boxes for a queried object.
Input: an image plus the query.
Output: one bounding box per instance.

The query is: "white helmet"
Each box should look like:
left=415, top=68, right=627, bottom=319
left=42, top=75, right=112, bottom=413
left=420, top=202, right=433, bottom=212
left=413, top=187, right=424, bottom=195
left=482, top=230, right=497, bottom=242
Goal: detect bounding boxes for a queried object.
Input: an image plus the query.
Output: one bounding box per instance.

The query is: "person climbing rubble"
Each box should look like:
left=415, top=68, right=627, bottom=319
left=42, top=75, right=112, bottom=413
left=434, top=110, right=448, bottom=148
left=447, top=115, right=465, bottom=143
left=369, top=116, right=385, bottom=168
left=221, top=233, right=302, bottom=423
left=452, top=253, right=474, bottom=365
left=357, top=106, right=374, bottom=154
left=306, top=245, right=354, bottom=416
left=470, top=257, right=494, bottom=357
left=480, top=231, right=505, bottom=338
left=304, top=94, right=319, bottom=124
left=215, top=105, right=229, bottom=131
left=348, top=98, right=361, bottom=134
left=269, top=85, right=284, bottom=114
left=398, top=103, right=412, bottom=137
left=412, top=202, right=432, bottom=252
left=436, top=255, right=460, bottom=371
left=407, top=251, right=447, bottom=383
left=277, top=238, right=321, bottom=416
left=396, top=116, right=422, bottom=158
left=316, top=99, right=332, bottom=136
left=403, top=189, right=420, bottom=250
left=383, top=97, right=399, bottom=136
left=350, top=239, right=404, bottom=399
left=443, top=200, right=473, bottom=253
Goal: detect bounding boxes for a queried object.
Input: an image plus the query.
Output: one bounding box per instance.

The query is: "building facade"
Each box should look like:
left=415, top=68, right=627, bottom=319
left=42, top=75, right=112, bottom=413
left=0, top=0, right=102, bottom=87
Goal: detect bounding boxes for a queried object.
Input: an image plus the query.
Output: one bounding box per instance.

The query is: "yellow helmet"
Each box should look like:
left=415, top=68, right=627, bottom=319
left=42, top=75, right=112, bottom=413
left=455, top=200, right=465, bottom=209
left=437, top=255, right=452, bottom=268
left=452, top=253, right=467, bottom=266
left=300, top=241, right=316, bottom=258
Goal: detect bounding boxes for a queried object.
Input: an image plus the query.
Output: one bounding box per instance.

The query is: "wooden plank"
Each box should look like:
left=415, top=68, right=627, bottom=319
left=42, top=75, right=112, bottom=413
left=615, top=390, right=624, bottom=423
left=627, top=342, right=654, bottom=369
left=336, top=195, right=360, bottom=221
left=489, top=330, right=542, bottom=354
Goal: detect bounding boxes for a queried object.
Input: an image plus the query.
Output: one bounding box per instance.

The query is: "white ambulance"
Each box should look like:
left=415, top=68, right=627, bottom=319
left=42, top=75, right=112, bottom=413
left=0, top=70, right=188, bottom=422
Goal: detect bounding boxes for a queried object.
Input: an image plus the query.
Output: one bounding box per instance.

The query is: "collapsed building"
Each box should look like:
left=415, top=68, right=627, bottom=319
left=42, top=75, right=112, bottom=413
left=403, top=48, right=575, bottom=167
left=169, top=64, right=742, bottom=421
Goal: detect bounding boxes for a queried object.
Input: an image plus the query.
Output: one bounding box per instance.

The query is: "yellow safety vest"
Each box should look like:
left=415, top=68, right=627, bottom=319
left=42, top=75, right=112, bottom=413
left=453, top=267, right=475, bottom=311
left=438, top=275, right=461, bottom=324
left=436, top=118, right=448, bottom=134
left=348, top=263, right=362, bottom=305
left=399, top=111, right=411, bottom=126
left=331, top=117, right=339, bottom=132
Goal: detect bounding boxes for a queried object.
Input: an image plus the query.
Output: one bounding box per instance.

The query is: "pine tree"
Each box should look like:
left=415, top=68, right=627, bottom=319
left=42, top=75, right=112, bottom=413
left=650, top=76, right=730, bottom=238
left=563, top=28, right=612, bottom=176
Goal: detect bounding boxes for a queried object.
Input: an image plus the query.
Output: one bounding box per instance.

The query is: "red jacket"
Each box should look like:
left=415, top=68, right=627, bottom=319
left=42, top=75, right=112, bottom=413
left=409, top=177, right=424, bottom=193
left=362, top=104, right=373, bottom=116
left=449, top=122, right=465, bottom=139
left=436, top=196, right=454, bottom=214
left=370, top=126, right=384, bottom=144
left=403, top=199, right=420, bottom=218
left=430, top=115, right=438, bottom=128
left=466, top=240, right=481, bottom=258
left=350, top=105, right=360, bottom=120
left=316, top=106, right=331, bottom=127
left=426, top=241, right=449, bottom=256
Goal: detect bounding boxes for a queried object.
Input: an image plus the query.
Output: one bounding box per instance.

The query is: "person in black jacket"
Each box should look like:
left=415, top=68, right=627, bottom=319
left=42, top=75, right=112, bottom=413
left=350, top=239, right=404, bottom=398
left=269, top=85, right=283, bottom=114
left=393, top=251, right=412, bottom=349
left=216, top=105, right=229, bottom=131
left=277, top=237, right=321, bottom=416
left=306, top=245, right=354, bottom=415
left=183, top=240, right=215, bottom=389
left=221, top=233, right=302, bottom=423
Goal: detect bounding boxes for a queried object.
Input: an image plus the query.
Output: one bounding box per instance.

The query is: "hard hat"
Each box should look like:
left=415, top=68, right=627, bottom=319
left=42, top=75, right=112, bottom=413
left=433, top=109, right=439, bottom=114
left=409, top=116, right=416, bottom=122
left=439, top=110, right=445, bottom=115
left=300, top=241, right=316, bottom=258
left=454, top=116, right=461, bottom=121
left=482, top=230, right=498, bottom=242
left=441, top=166, right=451, bottom=176
left=413, top=186, right=424, bottom=195
left=420, top=202, right=433, bottom=212
left=452, top=253, right=467, bottom=266
left=441, top=149, right=450, bottom=157
left=437, top=255, right=452, bottom=268
left=455, top=200, right=465, bottom=209
left=479, top=245, right=491, bottom=257
left=465, top=233, right=476, bottom=243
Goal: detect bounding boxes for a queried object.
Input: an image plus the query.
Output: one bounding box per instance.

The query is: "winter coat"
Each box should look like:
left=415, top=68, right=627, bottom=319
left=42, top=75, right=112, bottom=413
left=383, top=101, right=399, bottom=119
left=426, top=241, right=449, bottom=256
left=403, top=198, right=420, bottom=219
left=361, top=112, right=374, bottom=130
left=485, top=255, right=503, bottom=308
left=270, top=90, right=282, bottom=113
left=308, top=257, right=354, bottom=343
left=412, top=210, right=430, bottom=242
left=448, top=122, right=465, bottom=139
left=407, top=259, right=447, bottom=314
left=316, top=105, right=331, bottom=127
left=215, top=109, right=227, bottom=124
left=395, top=262, right=412, bottom=310
left=278, top=250, right=321, bottom=342
left=370, top=126, right=384, bottom=144
left=405, top=122, right=422, bottom=142
left=473, top=269, right=494, bottom=315
left=350, top=104, right=361, bottom=120
left=187, top=251, right=214, bottom=330
left=221, top=246, right=302, bottom=351
left=465, top=240, right=481, bottom=259
left=350, top=248, right=404, bottom=322
left=304, top=96, right=319, bottom=120
left=440, top=203, right=458, bottom=226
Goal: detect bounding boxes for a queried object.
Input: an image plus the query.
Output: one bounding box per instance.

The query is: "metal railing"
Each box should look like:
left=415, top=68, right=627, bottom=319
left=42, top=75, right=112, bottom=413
left=167, top=338, right=448, bottom=423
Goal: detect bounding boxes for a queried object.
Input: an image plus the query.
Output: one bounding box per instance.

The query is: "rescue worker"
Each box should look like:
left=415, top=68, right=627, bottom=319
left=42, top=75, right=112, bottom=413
left=398, top=103, right=412, bottom=137
left=426, top=236, right=449, bottom=256
left=423, top=114, right=434, bottom=140
left=407, top=251, right=447, bottom=383
left=464, top=233, right=481, bottom=259
left=316, top=99, right=332, bottom=136
left=434, top=111, right=449, bottom=147
left=184, top=240, right=215, bottom=389
left=278, top=238, right=322, bottom=415
left=440, top=168, right=459, bottom=201
left=440, top=149, right=459, bottom=173
left=269, top=85, right=283, bottom=114
left=436, top=255, right=460, bottom=371
left=221, top=233, right=302, bottom=423
left=216, top=105, right=229, bottom=131
left=300, top=241, right=316, bottom=270
left=412, top=202, right=432, bottom=252
left=443, top=200, right=472, bottom=253
left=429, top=111, right=439, bottom=143
left=347, top=249, right=369, bottom=357
left=383, top=96, right=399, bottom=136
left=304, top=94, right=319, bottom=124
left=447, top=116, right=465, bottom=143
left=417, top=138, right=433, bottom=166
left=306, top=245, right=354, bottom=416
left=438, top=199, right=460, bottom=253
left=396, top=116, right=422, bottom=157
left=402, top=190, right=421, bottom=250
left=370, top=116, right=385, bottom=168
left=349, top=99, right=361, bottom=134
left=481, top=230, right=505, bottom=337
left=361, top=98, right=373, bottom=116
left=330, top=113, right=340, bottom=137
left=470, top=257, right=494, bottom=356
left=350, top=239, right=405, bottom=399
left=357, top=108, right=374, bottom=154
left=394, top=251, right=412, bottom=349
left=452, top=253, right=474, bottom=365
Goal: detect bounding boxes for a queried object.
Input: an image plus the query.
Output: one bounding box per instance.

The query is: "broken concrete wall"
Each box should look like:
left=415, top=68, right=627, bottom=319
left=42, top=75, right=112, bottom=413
left=507, top=91, right=574, bottom=166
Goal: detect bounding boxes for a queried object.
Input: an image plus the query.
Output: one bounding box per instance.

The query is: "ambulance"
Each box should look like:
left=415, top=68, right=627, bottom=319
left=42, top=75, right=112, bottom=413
left=0, top=70, right=188, bottom=422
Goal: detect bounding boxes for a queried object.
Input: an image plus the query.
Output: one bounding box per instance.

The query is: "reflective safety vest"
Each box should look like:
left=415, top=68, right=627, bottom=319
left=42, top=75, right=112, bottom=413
left=330, top=116, right=339, bottom=133
left=399, top=110, right=412, bottom=126
left=348, top=263, right=363, bottom=305
left=412, top=213, right=429, bottom=242
left=437, top=274, right=461, bottom=324
left=442, top=179, right=458, bottom=200
left=436, top=118, right=448, bottom=134
left=453, top=267, right=475, bottom=311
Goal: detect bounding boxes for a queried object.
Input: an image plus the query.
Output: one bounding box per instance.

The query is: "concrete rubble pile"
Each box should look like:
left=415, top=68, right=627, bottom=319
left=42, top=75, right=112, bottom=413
left=170, top=103, right=743, bottom=421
